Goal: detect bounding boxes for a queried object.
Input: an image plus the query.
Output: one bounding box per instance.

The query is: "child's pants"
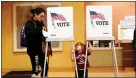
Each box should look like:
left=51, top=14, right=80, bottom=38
left=75, top=69, right=88, bottom=78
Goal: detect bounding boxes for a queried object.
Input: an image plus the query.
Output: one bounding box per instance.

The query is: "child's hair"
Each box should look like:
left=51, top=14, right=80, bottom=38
left=75, top=42, right=86, bottom=52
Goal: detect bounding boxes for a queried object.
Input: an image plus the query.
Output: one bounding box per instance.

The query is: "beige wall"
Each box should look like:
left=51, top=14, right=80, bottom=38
left=2, top=2, right=13, bottom=71
left=89, top=49, right=122, bottom=67
left=2, top=2, right=85, bottom=71
left=85, top=2, right=135, bottom=44
left=2, top=2, right=135, bottom=72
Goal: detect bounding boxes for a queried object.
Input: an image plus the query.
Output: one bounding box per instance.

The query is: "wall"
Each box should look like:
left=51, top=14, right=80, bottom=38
left=2, top=1, right=135, bottom=72
left=84, top=1, right=135, bottom=67
left=2, top=2, right=85, bottom=72
left=85, top=2, right=135, bottom=44
left=2, top=2, right=13, bottom=72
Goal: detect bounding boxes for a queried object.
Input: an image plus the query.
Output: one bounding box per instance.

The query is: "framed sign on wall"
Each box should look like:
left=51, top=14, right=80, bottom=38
left=13, top=2, right=62, bottom=52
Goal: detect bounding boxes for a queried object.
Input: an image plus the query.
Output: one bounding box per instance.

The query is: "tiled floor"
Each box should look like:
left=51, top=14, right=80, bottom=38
left=48, top=68, right=135, bottom=77
left=47, top=72, right=135, bottom=77
left=2, top=67, right=136, bottom=77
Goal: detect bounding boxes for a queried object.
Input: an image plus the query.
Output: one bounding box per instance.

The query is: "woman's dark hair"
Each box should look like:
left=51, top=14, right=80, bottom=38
left=30, top=7, right=45, bottom=17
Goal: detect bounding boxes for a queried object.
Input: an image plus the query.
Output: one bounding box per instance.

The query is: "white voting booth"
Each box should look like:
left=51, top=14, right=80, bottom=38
left=43, top=6, right=119, bottom=78
left=85, top=6, right=119, bottom=77
left=42, top=7, right=79, bottom=77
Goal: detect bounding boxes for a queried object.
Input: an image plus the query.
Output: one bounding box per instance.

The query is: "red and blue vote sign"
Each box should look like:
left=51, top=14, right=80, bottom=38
left=47, top=7, right=73, bottom=39
left=86, top=6, right=112, bottom=37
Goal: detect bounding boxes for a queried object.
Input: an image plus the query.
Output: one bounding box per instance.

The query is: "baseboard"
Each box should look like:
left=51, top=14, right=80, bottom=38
left=125, top=67, right=134, bottom=71
left=2, top=68, right=11, bottom=73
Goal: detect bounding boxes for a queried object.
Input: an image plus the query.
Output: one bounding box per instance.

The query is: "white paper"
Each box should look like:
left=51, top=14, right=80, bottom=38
left=42, top=30, right=49, bottom=37
left=123, top=29, right=134, bottom=40
left=47, top=7, right=73, bottom=39
left=86, top=6, right=112, bottom=38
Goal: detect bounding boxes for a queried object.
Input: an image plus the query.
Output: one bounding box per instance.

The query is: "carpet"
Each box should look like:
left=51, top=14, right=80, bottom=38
left=2, top=71, right=32, bottom=78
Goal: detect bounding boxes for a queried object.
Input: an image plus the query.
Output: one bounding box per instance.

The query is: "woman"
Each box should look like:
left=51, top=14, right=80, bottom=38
left=25, top=7, right=48, bottom=77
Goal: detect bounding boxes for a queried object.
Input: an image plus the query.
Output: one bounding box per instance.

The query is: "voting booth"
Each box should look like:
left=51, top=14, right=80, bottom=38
left=42, top=7, right=79, bottom=77
left=85, top=6, right=119, bottom=77
left=43, top=6, right=119, bottom=78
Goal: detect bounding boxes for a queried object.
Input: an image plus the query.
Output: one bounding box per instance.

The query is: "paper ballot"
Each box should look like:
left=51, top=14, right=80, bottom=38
left=123, top=29, right=134, bottom=40
left=42, top=29, right=57, bottom=37
left=42, top=29, right=49, bottom=37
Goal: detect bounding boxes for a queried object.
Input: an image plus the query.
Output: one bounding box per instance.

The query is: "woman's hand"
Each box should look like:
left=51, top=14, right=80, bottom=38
left=42, top=27, right=49, bottom=37
left=43, top=27, right=47, bottom=31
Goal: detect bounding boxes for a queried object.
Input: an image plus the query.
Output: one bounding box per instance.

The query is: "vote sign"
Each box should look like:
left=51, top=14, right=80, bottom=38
left=47, top=7, right=73, bottom=38
left=86, top=6, right=112, bottom=38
